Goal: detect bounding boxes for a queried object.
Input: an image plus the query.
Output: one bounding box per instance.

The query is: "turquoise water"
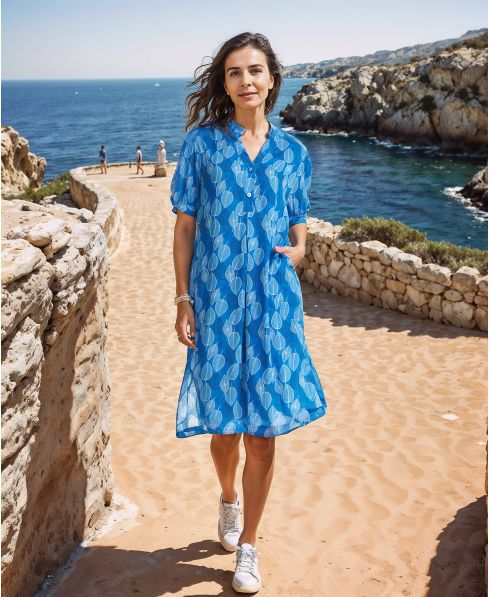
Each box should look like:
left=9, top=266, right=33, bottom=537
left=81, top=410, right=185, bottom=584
left=1, top=77, right=487, bottom=249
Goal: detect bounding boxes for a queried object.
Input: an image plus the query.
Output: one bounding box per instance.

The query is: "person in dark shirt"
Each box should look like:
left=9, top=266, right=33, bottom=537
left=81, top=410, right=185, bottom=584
left=99, top=145, right=107, bottom=174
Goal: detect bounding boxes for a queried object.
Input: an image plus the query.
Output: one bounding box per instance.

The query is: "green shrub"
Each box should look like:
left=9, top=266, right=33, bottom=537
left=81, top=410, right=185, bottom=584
left=6, top=173, right=70, bottom=204
left=339, top=216, right=488, bottom=274
left=463, top=32, right=488, bottom=49
left=445, top=32, right=488, bottom=51
left=419, top=94, right=437, bottom=112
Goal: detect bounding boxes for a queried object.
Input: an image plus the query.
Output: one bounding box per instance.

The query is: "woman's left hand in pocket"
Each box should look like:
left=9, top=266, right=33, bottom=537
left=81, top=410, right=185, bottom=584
left=273, top=244, right=306, bottom=268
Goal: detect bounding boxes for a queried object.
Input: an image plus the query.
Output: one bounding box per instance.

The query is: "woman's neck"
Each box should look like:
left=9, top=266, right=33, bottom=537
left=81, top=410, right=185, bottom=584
left=232, top=108, right=269, bottom=136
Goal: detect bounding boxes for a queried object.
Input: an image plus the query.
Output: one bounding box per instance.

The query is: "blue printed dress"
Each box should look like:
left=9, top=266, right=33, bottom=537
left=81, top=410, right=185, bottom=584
left=170, top=117, right=327, bottom=438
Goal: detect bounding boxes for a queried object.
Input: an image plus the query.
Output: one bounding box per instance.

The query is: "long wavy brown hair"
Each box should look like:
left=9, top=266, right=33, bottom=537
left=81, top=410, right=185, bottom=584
left=185, top=32, right=283, bottom=132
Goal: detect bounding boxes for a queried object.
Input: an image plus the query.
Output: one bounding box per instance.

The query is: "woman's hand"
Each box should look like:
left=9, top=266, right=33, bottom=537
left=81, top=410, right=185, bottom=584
left=175, top=301, right=196, bottom=349
left=273, top=244, right=306, bottom=268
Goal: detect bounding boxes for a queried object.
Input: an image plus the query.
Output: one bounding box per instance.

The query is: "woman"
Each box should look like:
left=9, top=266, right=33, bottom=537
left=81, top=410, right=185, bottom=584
left=171, top=32, right=327, bottom=594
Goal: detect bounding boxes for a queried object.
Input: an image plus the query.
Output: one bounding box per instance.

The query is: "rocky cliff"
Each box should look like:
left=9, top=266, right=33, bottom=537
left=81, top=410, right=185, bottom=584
left=1, top=126, right=47, bottom=196
left=280, top=46, right=487, bottom=155
left=1, top=167, right=123, bottom=595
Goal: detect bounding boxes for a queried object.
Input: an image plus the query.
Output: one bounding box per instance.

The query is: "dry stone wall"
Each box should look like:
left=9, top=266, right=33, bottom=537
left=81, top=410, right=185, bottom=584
left=1, top=167, right=122, bottom=596
left=299, top=218, right=487, bottom=332
left=69, top=166, right=122, bottom=254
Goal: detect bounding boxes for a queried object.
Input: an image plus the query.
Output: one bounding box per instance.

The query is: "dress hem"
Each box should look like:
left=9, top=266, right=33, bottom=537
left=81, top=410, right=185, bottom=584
left=176, top=404, right=327, bottom=439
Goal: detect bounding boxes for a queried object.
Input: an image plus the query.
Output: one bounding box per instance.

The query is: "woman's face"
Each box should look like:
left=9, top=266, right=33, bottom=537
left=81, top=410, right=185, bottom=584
left=223, top=46, right=274, bottom=113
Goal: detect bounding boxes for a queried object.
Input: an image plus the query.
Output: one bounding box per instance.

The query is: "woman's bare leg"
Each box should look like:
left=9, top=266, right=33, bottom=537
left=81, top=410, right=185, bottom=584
left=239, top=434, right=275, bottom=546
left=210, top=433, right=242, bottom=503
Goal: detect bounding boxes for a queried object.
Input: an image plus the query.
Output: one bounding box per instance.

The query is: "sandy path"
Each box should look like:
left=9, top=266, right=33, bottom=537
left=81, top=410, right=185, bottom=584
left=45, top=166, right=487, bottom=597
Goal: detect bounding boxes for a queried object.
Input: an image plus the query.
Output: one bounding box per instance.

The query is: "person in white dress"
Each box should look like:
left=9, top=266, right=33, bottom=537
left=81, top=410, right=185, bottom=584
left=156, top=140, right=166, bottom=165
left=155, top=140, right=167, bottom=177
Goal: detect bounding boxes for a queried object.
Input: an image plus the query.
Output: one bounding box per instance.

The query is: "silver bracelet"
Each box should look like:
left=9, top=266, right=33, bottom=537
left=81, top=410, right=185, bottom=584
left=175, top=293, right=194, bottom=306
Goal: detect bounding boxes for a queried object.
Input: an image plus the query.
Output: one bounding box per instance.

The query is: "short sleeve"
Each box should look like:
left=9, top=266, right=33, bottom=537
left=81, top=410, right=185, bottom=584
left=170, top=133, right=201, bottom=217
left=287, top=149, right=312, bottom=227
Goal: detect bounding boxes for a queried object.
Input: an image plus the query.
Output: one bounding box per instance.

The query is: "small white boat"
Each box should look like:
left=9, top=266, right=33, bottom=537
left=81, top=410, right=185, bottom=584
left=154, top=82, right=160, bottom=87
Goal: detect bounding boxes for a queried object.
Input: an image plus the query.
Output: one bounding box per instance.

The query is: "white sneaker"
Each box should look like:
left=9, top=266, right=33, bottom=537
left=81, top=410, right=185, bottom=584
left=218, top=490, right=243, bottom=552
left=232, top=543, right=262, bottom=593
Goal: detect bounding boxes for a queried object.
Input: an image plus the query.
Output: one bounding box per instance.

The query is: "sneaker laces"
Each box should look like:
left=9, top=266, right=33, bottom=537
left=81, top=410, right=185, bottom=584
left=223, top=503, right=241, bottom=533
left=236, top=546, right=258, bottom=575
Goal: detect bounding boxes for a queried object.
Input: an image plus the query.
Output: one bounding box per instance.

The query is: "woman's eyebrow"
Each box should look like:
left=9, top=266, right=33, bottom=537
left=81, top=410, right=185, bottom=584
left=226, top=64, right=265, bottom=72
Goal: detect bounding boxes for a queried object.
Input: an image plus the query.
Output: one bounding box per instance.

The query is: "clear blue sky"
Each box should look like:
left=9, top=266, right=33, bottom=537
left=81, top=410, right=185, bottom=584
left=2, top=0, right=487, bottom=79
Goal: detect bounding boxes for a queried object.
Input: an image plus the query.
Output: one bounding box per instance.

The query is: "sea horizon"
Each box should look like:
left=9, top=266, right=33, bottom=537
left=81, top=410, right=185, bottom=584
left=1, top=77, right=487, bottom=250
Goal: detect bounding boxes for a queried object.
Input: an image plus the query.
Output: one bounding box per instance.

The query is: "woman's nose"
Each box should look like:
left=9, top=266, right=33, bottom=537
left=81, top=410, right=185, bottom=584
left=240, top=72, right=252, bottom=86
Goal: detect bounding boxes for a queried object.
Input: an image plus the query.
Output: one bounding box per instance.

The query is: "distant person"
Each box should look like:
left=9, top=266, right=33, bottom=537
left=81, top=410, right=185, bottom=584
left=99, top=145, right=107, bottom=174
left=136, top=145, right=144, bottom=175
left=156, top=140, right=166, bottom=165
left=155, top=140, right=167, bottom=177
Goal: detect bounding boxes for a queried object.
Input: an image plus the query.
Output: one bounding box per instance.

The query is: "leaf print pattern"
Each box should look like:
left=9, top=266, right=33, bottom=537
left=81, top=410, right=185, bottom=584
left=171, top=118, right=327, bottom=438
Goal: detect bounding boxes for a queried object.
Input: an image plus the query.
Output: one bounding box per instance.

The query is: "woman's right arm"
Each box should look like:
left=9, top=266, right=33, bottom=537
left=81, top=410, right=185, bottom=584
left=173, top=212, right=197, bottom=349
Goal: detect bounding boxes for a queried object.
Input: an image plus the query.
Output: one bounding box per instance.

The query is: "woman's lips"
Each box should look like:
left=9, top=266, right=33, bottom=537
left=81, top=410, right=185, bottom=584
left=239, top=92, right=257, bottom=97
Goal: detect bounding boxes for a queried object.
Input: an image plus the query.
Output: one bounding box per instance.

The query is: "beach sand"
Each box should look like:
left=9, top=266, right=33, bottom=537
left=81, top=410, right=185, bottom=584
left=43, top=165, right=487, bottom=596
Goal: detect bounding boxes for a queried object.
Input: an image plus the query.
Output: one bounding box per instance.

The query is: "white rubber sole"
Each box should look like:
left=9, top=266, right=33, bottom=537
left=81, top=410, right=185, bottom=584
left=218, top=522, right=239, bottom=552
left=232, top=578, right=262, bottom=593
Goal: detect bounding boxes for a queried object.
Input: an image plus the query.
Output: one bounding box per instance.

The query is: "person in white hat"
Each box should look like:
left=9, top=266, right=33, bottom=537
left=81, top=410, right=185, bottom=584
left=156, top=140, right=166, bottom=165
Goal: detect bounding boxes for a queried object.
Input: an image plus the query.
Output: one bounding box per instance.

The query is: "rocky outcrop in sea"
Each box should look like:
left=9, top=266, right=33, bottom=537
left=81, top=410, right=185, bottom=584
left=461, top=166, right=488, bottom=210
left=280, top=46, right=487, bottom=155
left=1, top=126, right=47, bottom=196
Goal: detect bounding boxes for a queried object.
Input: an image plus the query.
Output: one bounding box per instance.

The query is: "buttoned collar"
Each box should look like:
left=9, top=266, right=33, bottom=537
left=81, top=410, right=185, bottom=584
left=225, top=117, right=277, bottom=140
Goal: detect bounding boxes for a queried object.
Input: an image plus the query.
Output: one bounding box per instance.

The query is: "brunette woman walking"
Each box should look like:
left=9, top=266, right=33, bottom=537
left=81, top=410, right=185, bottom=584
left=171, top=32, right=327, bottom=594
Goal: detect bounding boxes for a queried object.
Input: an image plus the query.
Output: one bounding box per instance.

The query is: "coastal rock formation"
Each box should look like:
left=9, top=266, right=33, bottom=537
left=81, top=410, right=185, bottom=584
left=281, top=46, right=488, bottom=154
left=1, top=197, right=115, bottom=596
left=298, top=218, right=487, bottom=331
left=1, top=126, right=47, bottom=196
left=460, top=166, right=488, bottom=210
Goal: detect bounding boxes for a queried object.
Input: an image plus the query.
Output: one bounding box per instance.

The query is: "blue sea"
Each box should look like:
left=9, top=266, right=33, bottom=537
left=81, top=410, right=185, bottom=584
left=1, top=78, right=487, bottom=250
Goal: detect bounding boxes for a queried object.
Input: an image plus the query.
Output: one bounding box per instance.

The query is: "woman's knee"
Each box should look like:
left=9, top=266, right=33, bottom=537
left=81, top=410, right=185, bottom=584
left=243, top=434, right=275, bottom=462
left=211, top=432, right=242, bottom=453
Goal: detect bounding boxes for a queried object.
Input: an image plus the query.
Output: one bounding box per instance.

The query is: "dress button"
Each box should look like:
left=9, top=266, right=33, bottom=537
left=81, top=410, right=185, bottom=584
left=248, top=167, right=253, bottom=172
left=246, top=192, right=252, bottom=198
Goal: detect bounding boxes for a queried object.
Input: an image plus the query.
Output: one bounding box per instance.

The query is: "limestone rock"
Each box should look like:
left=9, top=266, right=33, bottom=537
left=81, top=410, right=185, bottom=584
left=337, top=264, right=361, bottom=288
left=1, top=189, right=115, bottom=597
left=281, top=46, right=487, bottom=154
left=442, top=299, right=475, bottom=328
left=460, top=166, right=488, bottom=210
left=6, top=218, right=69, bottom=247
left=411, top=277, right=445, bottom=295
left=378, top=247, right=403, bottom=265
left=1, top=126, right=47, bottom=196
left=391, top=252, right=423, bottom=274
left=478, top=275, right=488, bottom=295
left=451, top=266, right=480, bottom=294
left=1, top=239, right=46, bottom=286
left=358, top=240, right=388, bottom=257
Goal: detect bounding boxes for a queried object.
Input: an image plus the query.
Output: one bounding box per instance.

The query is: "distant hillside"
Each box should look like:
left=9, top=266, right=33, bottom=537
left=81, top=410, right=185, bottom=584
left=283, top=29, right=488, bottom=78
